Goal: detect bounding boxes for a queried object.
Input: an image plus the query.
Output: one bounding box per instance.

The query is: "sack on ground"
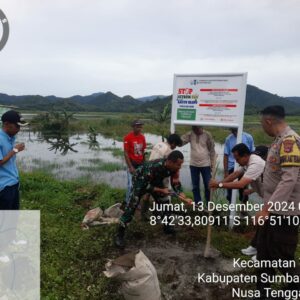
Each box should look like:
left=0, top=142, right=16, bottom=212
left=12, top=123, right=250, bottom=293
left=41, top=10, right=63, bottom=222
left=103, top=250, right=161, bottom=300
left=104, top=203, right=124, bottom=218
left=81, top=203, right=123, bottom=229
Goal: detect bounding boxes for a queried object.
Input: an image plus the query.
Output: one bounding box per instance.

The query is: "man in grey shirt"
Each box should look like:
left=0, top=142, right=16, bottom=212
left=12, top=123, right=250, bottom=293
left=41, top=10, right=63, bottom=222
left=181, top=126, right=216, bottom=205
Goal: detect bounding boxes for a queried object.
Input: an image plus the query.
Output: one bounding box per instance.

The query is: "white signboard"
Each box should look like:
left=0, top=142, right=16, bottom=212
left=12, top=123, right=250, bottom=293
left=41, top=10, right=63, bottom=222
left=171, top=73, right=247, bottom=228
left=171, top=73, right=247, bottom=130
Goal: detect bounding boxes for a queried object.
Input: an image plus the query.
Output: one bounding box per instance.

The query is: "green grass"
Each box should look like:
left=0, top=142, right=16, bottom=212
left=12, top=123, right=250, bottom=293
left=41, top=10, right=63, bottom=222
left=31, top=159, right=62, bottom=171
left=21, top=172, right=124, bottom=300
left=19, top=172, right=300, bottom=299
left=29, top=111, right=300, bottom=145
left=79, top=159, right=125, bottom=172
left=64, top=160, right=77, bottom=167
left=69, top=114, right=296, bottom=145
left=101, top=147, right=124, bottom=158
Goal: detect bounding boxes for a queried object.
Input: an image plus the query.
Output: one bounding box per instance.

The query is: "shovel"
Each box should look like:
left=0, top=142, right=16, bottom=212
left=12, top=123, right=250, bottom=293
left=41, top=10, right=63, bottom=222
left=204, top=155, right=218, bottom=258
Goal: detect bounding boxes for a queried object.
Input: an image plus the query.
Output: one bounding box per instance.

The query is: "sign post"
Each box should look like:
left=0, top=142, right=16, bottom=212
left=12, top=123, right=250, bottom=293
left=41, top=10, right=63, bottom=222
left=170, top=73, right=247, bottom=228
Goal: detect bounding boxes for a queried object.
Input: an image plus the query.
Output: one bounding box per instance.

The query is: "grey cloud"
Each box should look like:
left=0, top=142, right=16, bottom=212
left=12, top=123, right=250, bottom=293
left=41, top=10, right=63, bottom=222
left=0, top=0, right=300, bottom=97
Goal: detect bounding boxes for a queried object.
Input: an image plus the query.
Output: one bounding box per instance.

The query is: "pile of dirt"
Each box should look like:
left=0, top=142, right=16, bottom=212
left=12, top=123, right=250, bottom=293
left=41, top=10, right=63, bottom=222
left=126, top=236, right=245, bottom=300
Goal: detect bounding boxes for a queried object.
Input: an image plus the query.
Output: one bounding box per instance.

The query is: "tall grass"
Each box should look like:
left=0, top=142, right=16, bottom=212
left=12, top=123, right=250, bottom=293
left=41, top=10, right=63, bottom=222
left=31, top=112, right=300, bottom=145
left=101, top=147, right=124, bottom=158
left=79, top=159, right=124, bottom=172
left=21, top=172, right=123, bottom=300
left=20, top=171, right=300, bottom=298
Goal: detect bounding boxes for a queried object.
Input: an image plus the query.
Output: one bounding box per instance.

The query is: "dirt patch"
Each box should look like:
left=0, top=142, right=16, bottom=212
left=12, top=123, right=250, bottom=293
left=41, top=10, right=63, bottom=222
left=125, top=235, right=249, bottom=300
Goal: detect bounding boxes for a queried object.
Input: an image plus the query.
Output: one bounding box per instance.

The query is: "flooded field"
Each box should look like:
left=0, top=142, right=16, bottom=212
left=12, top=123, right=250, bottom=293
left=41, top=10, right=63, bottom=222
left=16, top=130, right=225, bottom=189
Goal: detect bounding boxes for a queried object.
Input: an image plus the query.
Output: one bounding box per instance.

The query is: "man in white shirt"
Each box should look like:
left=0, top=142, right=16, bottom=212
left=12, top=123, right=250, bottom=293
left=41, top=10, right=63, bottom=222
left=209, top=143, right=267, bottom=259
left=210, top=143, right=265, bottom=196
left=149, top=134, right=182, bottom=161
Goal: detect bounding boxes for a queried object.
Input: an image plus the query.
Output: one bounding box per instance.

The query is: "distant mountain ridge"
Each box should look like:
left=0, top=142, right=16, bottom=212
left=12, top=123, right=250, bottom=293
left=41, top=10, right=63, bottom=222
left=286, top=97, right=300, bottom=105
left=137, top=95, right=166, bottom=102
left=0, top=85, right=299, bottom=114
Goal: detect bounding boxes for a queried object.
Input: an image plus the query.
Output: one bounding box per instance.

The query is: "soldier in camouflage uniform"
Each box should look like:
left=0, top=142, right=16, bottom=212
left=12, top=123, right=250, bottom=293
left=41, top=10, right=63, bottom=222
left=256, top=106, right=300, bottom=297
left=115, top=150, right=191, bottom=248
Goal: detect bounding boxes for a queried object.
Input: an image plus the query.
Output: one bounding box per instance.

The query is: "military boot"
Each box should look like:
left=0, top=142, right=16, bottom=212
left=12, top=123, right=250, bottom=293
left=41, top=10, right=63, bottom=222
left=141, top=197, right=150, bottom=222
left=114, top=225, right=126, bottom=249
left=163, top=224, right=176, bottom=235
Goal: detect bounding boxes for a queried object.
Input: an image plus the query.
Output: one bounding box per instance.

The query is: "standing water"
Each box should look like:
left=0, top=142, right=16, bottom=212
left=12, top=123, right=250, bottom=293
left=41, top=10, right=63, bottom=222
left=16, top=130, right=225, bottom=189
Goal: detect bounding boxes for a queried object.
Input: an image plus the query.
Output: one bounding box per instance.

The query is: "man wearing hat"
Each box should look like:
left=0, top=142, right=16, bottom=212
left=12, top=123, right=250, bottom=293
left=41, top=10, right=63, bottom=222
left=123, top=120, right=146, bottom=204
left=0, top=110, right=28, bottom=210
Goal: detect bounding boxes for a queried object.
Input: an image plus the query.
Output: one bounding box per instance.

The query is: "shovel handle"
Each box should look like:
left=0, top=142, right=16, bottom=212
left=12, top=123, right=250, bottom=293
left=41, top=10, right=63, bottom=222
left=171, top=192, right=193, bottom=205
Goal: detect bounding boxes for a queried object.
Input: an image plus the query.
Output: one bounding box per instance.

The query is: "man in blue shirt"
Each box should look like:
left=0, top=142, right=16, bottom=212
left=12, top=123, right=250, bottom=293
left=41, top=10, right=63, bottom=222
left=0, top=110, right=28, bottom=210
left=223, top=128, right=255, bottom=203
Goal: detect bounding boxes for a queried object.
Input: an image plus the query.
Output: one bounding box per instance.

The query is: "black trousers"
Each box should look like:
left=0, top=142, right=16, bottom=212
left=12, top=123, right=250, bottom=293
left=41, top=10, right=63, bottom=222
left=226, top=168, right=248, bottom=203
left=256, top=215, right=300, bottom=295
left=0, top=183, right=20, bottom=210
left=250, top=227, right=259, bottom=248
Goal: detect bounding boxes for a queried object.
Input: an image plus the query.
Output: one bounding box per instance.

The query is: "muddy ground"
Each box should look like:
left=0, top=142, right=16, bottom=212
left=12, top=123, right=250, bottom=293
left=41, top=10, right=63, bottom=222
left=124, top=233, right=251, bottom=300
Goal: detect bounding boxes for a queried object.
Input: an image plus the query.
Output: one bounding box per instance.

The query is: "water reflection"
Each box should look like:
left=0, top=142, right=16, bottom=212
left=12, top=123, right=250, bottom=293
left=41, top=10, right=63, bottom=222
left=87, top=127, right=100, bottom=150
left=37, top=130, right=78, bottom=155
left=30, top=128, right=106, bottom=154
left=16, top=130, right=225, bottom=190
left=17, top=130, right=127, bottom=187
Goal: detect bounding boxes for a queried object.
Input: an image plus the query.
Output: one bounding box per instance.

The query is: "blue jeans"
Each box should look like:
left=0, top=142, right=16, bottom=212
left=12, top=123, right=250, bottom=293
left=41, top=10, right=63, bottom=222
left=125, top=169, right=133, bottom=205
left=190, top=166, right=211, bottom=205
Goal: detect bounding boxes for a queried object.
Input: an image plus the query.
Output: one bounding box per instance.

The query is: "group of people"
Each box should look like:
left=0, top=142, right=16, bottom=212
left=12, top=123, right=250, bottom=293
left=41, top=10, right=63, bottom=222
left=116, top=117, right=258, bottom=250
left=117, top=105, right=300, bottom=297
left=0, top=106, right=299, bottom=297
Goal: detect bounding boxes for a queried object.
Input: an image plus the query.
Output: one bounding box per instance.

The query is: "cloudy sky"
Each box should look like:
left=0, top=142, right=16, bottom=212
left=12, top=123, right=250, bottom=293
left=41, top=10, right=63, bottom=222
left=0, top=0, right=299, bottom=98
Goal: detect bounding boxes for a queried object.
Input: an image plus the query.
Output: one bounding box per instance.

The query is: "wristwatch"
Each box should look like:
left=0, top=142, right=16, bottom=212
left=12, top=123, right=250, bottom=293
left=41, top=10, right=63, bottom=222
left=218, top=182, right=224, bottom=188
left=13, top=148, right=19, bottom=153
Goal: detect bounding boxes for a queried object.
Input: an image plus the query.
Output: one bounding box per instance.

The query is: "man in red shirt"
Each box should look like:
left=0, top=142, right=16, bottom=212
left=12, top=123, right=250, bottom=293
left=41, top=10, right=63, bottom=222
left=124, top=120, right=146, bottom=204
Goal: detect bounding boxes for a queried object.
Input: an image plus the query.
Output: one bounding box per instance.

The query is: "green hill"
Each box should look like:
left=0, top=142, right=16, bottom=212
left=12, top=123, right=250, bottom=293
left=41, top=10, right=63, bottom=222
left=1, top=85, right=299, bottom=114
